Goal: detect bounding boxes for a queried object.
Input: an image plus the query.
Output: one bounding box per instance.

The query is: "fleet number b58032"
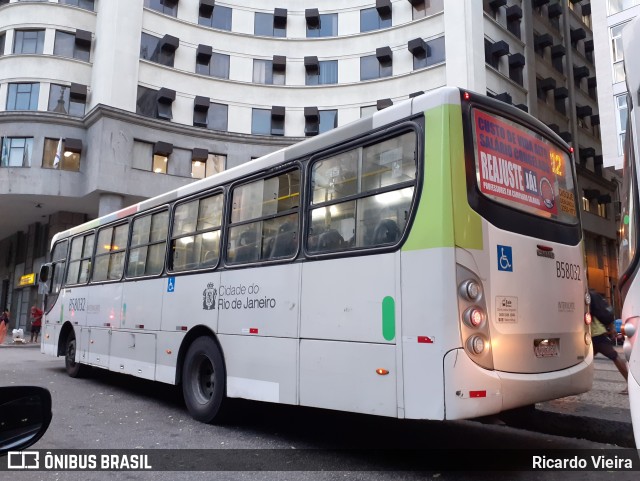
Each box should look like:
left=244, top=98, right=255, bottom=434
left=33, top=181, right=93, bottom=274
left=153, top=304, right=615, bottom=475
left=556, top=261, right=581, bottom=281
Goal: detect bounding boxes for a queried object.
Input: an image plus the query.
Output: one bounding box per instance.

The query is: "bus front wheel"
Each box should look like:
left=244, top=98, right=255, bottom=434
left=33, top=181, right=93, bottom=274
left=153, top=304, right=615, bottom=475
left=64, top=332, right=88, bottom=378
left=182, top=337, right=227, bottom=423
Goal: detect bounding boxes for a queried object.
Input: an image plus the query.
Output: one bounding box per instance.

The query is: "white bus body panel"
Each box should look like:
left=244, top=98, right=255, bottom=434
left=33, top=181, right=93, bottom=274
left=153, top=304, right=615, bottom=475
left=123, top=280, right=164, bottom=331
left=299, top=339, right=397, bottom=417
left=161, top=272, right=221, bottom=333
left=301, top=255, right=398, bottom=343
left=443, top=347, right=593, bottom=420
left=218, top=264, right=300, bottom=338
left=41, top=323, right=59, bottom=356
left=84, top=327, right=110, bottom=368
left=400, top=248, right=459, bottom=420
left=86, top=284, right=122, bottom=329
left=109, top=331, right=157, bottom=380
left=219, top=334, right=298, bottom=405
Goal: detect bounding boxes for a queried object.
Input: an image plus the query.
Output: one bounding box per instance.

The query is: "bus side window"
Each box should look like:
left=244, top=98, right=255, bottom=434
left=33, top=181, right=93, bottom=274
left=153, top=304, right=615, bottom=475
left=170, top=194, right=223, bottom=272
left=227, top=169, right=300, bottom=264
left=127, top=210, right=168, bottom=278
left=308, top=131, right=416, bottom=253
left=66, top=233, right=94, bottom=285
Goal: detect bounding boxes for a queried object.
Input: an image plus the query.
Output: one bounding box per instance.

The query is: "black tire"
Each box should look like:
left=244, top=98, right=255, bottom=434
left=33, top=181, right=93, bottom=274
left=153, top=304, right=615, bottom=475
left=64, top=331, right=88, bottom=378
left=182, top=337, right=227, bottom=423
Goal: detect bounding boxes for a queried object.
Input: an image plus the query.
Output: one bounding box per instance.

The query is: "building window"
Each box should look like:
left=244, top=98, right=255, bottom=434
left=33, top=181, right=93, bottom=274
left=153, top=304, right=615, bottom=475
left=608, top=0, right=640, bottom=14
left=319, top=110, right=337, bottom=134
left=48, top=84, right=86, bottom=117
left=597, top=203, right=607, bottom=218
left=136, top=86, right=175, bottom=121
left=153, top=154, right=168, bottom=174
left=59, top=0, right=95, bottom=11
left=193, top=99, right=228, bottom=131
left=198, top=4, right=232, bottom=31
left=140, top=33, right=177, bottom=67
left=616, top=94, right=628, bottom=156
left=411, top=36, right=446, bottom=70
left=509, top=54, right=525, bottom=86
left=1, top=137, right=33, bottom=167
left=360, top=6, right=391, bottom=32
left=360, top=54, right=392, bottom=81
left=42, top=138, right=81, bottom=171
left=0, top=33, right=5, bottom=56
left=191, top=153, right=225, bottom=179
left=254, top=12, right=286, bottom=38
left=144, top=0, right=178, bottom=17
left=582, top=196, right=590, bottom=212
left=306, top=13, right=338, bottom=38
left=306, top=60, right=338, bottom=85
left=54, top=30, right=91, bottom=62
left=252, top=108, right=271, bottom=135
left=411, top=0, right=444, bottom=19
left=360, top=105, right=378, bottom=118
left=197, top=52, right=230, bottom=79
left=7, top=83, right=39, bottom=111
left=252, top=108, right=284, bottom=136
left=13, top=30, right=45, bottom=54
left=305, top=108, right=338, bottom=136
left=253, top=59, right=285, bottom=85
left=611, top=23, right=629, bottom=84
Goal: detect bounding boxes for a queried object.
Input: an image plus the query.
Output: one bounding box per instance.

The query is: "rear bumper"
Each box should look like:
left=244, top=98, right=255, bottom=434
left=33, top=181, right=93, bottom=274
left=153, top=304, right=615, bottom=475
left=444, top=347, right=594, bottom=420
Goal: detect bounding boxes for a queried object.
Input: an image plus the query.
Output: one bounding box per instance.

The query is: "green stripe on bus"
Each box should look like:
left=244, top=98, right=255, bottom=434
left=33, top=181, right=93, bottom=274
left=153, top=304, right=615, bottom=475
left=402, top=104, right=482, bottom=251
left=382, top=296, right=395, bottom=341
left=403, top=105, right=455, bottom=250
left=450, top=104, right=483, bottom=250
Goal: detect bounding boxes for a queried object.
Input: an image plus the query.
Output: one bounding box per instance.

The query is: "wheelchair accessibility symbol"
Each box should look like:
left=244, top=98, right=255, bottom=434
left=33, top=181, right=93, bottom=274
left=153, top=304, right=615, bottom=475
left=497, top=245, right=513, bottom=272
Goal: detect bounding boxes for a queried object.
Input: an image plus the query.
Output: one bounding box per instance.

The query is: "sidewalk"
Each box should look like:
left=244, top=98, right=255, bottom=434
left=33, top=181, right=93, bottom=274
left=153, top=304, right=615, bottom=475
left=504, top=346, right=635, bottom=447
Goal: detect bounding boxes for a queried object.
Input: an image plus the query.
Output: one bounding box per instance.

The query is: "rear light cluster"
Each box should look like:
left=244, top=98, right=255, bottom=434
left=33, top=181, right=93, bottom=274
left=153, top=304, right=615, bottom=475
left=622, top=318, right=637, bottom=362
left=456, top=265, right=493, bottom=369
left=584, top=289, right=592, bottom=346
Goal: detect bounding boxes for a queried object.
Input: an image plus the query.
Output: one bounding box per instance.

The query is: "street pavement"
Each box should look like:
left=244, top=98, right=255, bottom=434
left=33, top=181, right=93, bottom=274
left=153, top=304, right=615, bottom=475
left=1, top=339, right=635, bottom=448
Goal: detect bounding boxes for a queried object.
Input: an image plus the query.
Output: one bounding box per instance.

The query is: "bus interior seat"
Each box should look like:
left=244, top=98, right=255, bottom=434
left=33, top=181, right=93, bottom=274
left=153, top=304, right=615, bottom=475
left=318, top=229, right=344, bottom=251
left=372, top=219, right=400, bottom=245
left=234, top=230, right=259, bottom=263
left=270, top=222, right=297, bottom=258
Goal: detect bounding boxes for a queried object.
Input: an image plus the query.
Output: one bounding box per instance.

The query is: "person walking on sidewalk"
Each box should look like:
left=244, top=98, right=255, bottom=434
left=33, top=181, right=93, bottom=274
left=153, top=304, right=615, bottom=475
left=30, top=305, right=43, bottom=343
left=589, top=289, right=629, bottom=394
left=0, top=309, right=10, bottom=345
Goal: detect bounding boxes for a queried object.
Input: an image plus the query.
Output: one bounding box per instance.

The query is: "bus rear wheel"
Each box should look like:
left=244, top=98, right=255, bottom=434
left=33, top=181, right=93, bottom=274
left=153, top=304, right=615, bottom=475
left=182, top=337, right=227, bottom=423
left=64, top=332, right=88, bottom=378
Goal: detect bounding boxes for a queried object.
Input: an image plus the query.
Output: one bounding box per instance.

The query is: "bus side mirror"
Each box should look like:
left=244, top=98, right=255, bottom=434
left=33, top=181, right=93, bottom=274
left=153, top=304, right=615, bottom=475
left=39, top=264, right=50, bottom=283
left=0, top=386, right=52, bottom=455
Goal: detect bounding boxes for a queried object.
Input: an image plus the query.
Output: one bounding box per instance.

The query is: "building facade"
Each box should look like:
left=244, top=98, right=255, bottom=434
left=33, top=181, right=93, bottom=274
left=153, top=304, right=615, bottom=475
left=0, top=0, right=619, bottom=328
left=592, top=0, right=640, bottom=171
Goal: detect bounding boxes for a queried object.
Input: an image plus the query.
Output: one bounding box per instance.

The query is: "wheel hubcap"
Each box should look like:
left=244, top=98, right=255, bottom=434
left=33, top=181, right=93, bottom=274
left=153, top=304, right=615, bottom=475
left=193, top=355, right=215, bottom=404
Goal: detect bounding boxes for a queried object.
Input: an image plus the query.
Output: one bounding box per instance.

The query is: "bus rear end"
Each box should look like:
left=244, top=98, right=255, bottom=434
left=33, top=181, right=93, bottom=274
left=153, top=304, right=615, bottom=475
left=444, top=91, right=593, bottom=419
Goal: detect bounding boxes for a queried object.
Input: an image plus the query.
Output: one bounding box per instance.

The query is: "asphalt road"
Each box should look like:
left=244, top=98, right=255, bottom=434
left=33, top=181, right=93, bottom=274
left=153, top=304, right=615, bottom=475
left=1, top=346, right=638, bottom=481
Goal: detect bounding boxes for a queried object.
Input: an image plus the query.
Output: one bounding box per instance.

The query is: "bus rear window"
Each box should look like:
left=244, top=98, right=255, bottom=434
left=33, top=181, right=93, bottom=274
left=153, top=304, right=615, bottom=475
left=471, top=108, right=578, bottom=225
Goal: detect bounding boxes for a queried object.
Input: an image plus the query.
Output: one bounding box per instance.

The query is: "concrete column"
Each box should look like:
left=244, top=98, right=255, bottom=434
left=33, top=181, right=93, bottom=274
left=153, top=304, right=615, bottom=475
left=90, top=0, right=144, bottom=111
left=98, top=193, right=125, bottom=217
left=443, top=0, right=486, bottom=91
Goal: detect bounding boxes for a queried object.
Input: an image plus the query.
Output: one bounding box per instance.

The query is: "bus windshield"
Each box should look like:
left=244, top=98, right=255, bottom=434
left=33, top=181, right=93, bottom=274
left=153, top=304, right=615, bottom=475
left=472, top=108, right=578, bottom=225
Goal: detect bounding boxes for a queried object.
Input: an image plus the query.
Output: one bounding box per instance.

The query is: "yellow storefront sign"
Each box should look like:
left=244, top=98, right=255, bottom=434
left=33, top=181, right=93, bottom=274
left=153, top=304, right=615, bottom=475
left=19, top=273, right=36, bottom=287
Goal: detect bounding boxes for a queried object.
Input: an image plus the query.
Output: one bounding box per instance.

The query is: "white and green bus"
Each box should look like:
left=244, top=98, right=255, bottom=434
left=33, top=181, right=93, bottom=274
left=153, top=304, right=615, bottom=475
left=40, top=87, right=593, bottom=423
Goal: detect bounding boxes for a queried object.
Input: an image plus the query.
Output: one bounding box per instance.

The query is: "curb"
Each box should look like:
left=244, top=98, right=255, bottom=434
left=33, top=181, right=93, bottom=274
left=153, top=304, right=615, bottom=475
left=0, top=342, right=40, bottom=348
